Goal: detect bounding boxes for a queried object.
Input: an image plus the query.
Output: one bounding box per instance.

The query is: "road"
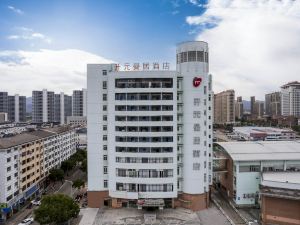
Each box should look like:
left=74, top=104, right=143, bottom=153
left=212, top=191, right=247, bottom=225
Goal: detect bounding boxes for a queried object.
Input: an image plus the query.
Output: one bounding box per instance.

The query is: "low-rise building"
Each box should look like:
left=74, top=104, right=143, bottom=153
left=0, top=126, right=77, bottom=221
left=260, top=172, right=300, bottom=225
left=214, top=141, right=300, bottom=206
left=66, top=116, right=87, bottom=126
left=233, top=126, right=297, bottom=141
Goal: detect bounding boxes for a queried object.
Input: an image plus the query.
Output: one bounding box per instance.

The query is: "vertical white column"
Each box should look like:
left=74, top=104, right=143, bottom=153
left=42, top=89, right=48, bottom=122
left=176, top=41, right=211, bottom=195
left=60, top=92, right=65, bottom=125
left=14, top=94, right=20, bottom=123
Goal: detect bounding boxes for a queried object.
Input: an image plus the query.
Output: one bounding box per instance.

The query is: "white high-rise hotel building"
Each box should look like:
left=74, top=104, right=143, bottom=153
left=87, top=41, right=213, bottom=211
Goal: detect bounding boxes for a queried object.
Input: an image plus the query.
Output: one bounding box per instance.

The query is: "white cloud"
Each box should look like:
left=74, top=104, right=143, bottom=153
left=0, top=49, right=114, bottom=96
left=186, top=0, right=300, bottom=99
left=7, top=5, right=24, bottom=15
left=7, top=27, right=52, bottom=44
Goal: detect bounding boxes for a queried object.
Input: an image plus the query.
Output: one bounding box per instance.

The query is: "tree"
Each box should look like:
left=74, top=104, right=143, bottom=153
left=72, top=179, right=85, bottom=189
left=80, top=159, right=87, bottom=173
left=49, top=168, right=64, bottom=182
left=61, top=160, right=75, bottom=173
left=34, top=194, right=79, bottom=225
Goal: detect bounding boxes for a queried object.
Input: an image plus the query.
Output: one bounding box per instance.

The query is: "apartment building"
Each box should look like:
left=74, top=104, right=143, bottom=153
left=87, top=41, right=213, bottom=211
left=0, top=126, right=77, bottom=220
left=235, top=96, right=243, bottom=120
left=33, top=90, right=72, bottom=124
left=0, top=93, right=26, bottom=123
left=0, top=92, right=8, bottom=114
left=214, top=90, right=235, bottom=124
left=254, top=101, right=264, bottom=119
left=54, top=93, right=72, bottom=125
left=281, top=81, right=300, bottom=117
left=72, top=89, right=87, bottom=117
left=32, top=89, right=55, bottom=123
left=7, top=95, right=26, bottom=123
left=265, top=92, right=281, bottom=117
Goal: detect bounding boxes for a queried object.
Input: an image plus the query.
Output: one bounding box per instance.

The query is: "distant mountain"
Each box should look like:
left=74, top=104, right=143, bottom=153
left=26, top=97, right=32, bottom=113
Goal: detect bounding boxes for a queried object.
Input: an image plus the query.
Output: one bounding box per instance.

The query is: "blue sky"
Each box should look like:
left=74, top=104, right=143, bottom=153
left=0, top=0, right=206, bottom=63
left=0, top=0, right=299, bottom=98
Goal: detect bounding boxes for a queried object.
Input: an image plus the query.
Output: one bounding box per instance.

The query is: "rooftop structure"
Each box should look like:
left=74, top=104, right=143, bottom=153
left=214, top=141, right=300, bottom=206
left=233, top=126, right=297, bottom=141
left=216, top=141, right=300, bottom=161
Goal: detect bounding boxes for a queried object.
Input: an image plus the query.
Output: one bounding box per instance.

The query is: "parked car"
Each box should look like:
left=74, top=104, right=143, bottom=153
left=31, top=200, right=41, bottom=206
left=18, top=217, right=34, bottom=225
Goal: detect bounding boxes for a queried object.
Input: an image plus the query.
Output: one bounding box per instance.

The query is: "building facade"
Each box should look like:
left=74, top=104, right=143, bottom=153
left=7, top=95, right=26, bottom=123
left=214, top=141, right=300, bottom=206
left=281, top=81, right=300, bottom=117
left=72, top=89, right=87, bottom=117
left=0, top=93, right=26, bottom=123
left=87, top=41, right=213, bottom=211
left=32, top=89, right=55, bottom=123
left=0, top=92, right=8, bottom=114
left=0, top=126, right=77, bottom=220
left=214, top=90, right=235, bottom=124
left=260, top=172, right=300, bottom=225
left=33, top=90, right=71, bottom=124
left=235, top=96, right=243, bottom=120
left=265, top=92, right=281, bottom=117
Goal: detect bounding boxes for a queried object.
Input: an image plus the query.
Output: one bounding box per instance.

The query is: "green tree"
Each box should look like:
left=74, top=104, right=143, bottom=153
left=49, top=168, right=64, bottom=182
left=72, top=179, right=85, bottom=189
left=34, top=194, right=79, bottom=225
left=80, top=159, right=87, bottom=173
left=61, top=160, right=75, bottom=173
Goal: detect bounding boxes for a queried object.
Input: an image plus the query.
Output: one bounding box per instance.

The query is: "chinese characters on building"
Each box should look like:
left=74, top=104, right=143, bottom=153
left=114, top=62, right=170, bottom=71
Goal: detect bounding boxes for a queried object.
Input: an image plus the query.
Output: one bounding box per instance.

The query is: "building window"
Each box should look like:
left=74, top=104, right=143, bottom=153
left=103, top=125, right=107, bottom=131
left=194, top=98, right=200, bottom=106
left=194, top=123, right=200, bottom=131
left=193, top=137, right=200, bottom=145
left=103, top=81, right=107, bottom=89
left=103, top=115, right=107, bottom=121
left=7, top=157, right=11, bottom=163
left=103, top=105, right=107, bottom=111
left=193, top=163, right=200, bottom=170
left=204, top=173, right=207, bottom=182
left=193, top=111, right=201, bottom=118
left=204, top=86, right=207, bottom=94
left=104, top=166, right=108, bottom=174
left=102, top=70, right=107, bottom=75
left=104, top=155, right=107, bottom=161
left=103, top=94, right=107, bottom=101
left=104, top=180, right=108, bottom=188
left=103, top=135, right=107, bottom=141
left=204, top=161, right=207, bottom=168
left=103, top=145, right=107, bottom=151
left=193, top=150, right=200, bottom=158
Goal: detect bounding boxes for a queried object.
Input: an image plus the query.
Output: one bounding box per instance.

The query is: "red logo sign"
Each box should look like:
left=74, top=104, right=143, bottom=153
left=193, top=77, right=202, bottom=87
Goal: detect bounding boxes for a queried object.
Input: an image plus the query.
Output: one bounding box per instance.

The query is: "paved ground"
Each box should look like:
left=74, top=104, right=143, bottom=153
left=212, top=191, right=246, bottom=225
left=77, top=206, right=231, bottom=225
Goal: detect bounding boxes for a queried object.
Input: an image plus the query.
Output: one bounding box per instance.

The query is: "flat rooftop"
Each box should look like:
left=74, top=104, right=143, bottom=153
left=262, top=172, right=300, bottom=190
left=216, top=141, right=300, bottom=161
left=0, top=126, right=74, bottom=149
left=233, top=126, right=295, bottom=134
